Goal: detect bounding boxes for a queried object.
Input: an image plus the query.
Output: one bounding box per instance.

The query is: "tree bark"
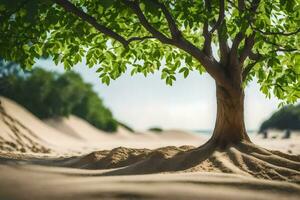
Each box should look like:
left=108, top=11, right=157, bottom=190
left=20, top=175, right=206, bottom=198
left=210, top=83, right=251, bottom=147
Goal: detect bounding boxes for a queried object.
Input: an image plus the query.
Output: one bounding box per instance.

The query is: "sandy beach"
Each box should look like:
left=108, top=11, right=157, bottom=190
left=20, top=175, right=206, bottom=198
left=1, top=0, right=300, bottom=198
left=1, top=96, right=300, bottom=199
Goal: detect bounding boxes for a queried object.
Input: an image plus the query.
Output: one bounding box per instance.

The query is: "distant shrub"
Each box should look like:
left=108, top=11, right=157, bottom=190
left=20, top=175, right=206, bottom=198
left=148, top=127, right=163, bottom=132
left=0, top=60, right=117, bottom=132
left=259, top=104, right=300, bottom=132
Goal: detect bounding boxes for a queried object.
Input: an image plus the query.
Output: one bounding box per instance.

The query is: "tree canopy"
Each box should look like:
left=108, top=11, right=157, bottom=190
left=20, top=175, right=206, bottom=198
left=259, top=104, right=300, bottom=132
left=0, top=0, right=299, bottom=104
left=0, top=60, right=118, bottom=132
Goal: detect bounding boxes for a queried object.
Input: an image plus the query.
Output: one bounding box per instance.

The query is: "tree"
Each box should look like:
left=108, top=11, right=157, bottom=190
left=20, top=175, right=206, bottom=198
left=260, top=104, right=300, bottom=132
left=72, top=83, right=118, bottom=132
left=19, top=68, right=57, bottom=118
left=0, top=58, right=20, bottom=77
left=0, top=59, right=28, bottom=94
left=0, top=64, right=117, bottom=131
left=0, top=0, right=299, bottom=178
left=45, top=71, right=87, bottom=117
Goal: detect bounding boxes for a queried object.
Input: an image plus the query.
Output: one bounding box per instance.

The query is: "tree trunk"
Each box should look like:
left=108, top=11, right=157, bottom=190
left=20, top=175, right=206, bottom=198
left=210, top=83, right=251, bottom=147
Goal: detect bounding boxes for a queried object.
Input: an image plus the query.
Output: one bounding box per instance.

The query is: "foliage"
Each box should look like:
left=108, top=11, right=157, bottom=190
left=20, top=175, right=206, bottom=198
left=148, top=127, right=163, bottom=132
left=0, top=0, right=299, bottom=105
left=0, top=61, right=117, bottom=132
left=259, top=104, right=300, bottom=131
left=72, top=87, right=117, bottom=132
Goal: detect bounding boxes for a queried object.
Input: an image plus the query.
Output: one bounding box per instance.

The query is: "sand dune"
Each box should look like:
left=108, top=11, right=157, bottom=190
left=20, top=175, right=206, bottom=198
left=0, top=96, right=205, bottom=153
left=1, top=96, right=300, bottom=199
left=44, top=116, right=112, bottom=141
left=0, top=97, right=88, bottom=155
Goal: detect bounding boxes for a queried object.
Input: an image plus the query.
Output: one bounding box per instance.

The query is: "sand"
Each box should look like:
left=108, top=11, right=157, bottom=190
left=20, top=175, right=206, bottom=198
left=0, top=96, right=205, bottom=154
left=0, top=96, right=300, bottom=199
left=0, top=164, right=299, bottom=200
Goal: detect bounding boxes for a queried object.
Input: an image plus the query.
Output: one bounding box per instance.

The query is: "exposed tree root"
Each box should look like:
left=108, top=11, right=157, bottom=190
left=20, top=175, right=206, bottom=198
left=57, top=141, right=300, bottom=183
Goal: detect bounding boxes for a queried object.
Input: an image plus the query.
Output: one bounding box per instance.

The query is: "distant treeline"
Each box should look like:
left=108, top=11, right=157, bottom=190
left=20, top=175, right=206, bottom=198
left=259, top=104, right=300, bottom=132
left=0, top=60, right=117, bottom=132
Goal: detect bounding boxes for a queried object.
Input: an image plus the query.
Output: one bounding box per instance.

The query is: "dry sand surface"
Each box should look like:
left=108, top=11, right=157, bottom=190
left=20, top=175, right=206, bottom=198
left=0, top=164, right=299, bottom=200
left=0, top=96, right=300, bottom=199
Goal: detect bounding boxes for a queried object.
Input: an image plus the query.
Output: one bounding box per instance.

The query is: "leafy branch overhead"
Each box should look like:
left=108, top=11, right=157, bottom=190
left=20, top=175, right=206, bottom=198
left=0, top=0, right=299, bottom=103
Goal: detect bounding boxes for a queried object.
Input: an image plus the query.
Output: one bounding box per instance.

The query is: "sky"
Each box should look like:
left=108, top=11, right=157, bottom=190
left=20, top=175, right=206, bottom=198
left=36, top=59, right=282, bottom=132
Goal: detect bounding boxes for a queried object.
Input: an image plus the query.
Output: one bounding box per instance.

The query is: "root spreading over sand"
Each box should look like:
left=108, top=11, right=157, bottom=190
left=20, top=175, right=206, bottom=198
left=6, top=142, right=297, bottom=184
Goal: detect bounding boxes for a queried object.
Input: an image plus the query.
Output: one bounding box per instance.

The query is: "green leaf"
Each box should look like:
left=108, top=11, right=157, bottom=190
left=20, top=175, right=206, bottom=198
left=96, top=67, right=103, bottom=73
left=99, top=0, right=115, bottom=9
left=184, top=70, right=189, bottom=78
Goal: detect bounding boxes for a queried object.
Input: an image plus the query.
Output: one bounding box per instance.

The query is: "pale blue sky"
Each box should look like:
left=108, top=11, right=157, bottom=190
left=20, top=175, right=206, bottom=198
left=36, top=59, right=281, bottom=131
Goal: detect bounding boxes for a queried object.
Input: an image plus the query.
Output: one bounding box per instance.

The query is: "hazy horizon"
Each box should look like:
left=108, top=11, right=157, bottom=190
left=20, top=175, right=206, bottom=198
left=36, top=59, right=287, bottom=132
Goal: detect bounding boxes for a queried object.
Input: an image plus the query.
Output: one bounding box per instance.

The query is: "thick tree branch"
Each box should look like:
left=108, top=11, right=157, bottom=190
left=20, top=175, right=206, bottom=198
left=203, top=22, right=212, bottom=56
left=202, top=0, right=213, bottom=56
left=229, top=32, right=244, bottom=66
left=210, top=0, right=225, bottom=34
left=54, top=0, right=232, bottom=90
left=176, top=38, right=232, bottom=89
left=229, top=0, right=260, bottom=66
left=205, top=0, right=229, bottom=65
left=242, top=51, right=263, bottom=81
left=217, top=23, right=230, bottom=65
left=53, top=0, right=129, bottom=46
left=53, top=0, right=155, bottom=47
left=239, top=34, right=255, bottom=63
left=215, top=0, right=229, bottom=65
left=152, top=0, right=182, bottom=40
left=123, top=0, right=173, bottom=44
left=242, top=62, right=256, bottom=81
left=123, top=0, right=231, bottom=88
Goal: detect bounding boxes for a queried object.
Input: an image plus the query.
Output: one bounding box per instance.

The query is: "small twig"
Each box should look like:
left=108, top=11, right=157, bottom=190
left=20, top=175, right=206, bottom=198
left=252, top=26, right=300, bottom=36
left=127, top=36, right=154, bottom=44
